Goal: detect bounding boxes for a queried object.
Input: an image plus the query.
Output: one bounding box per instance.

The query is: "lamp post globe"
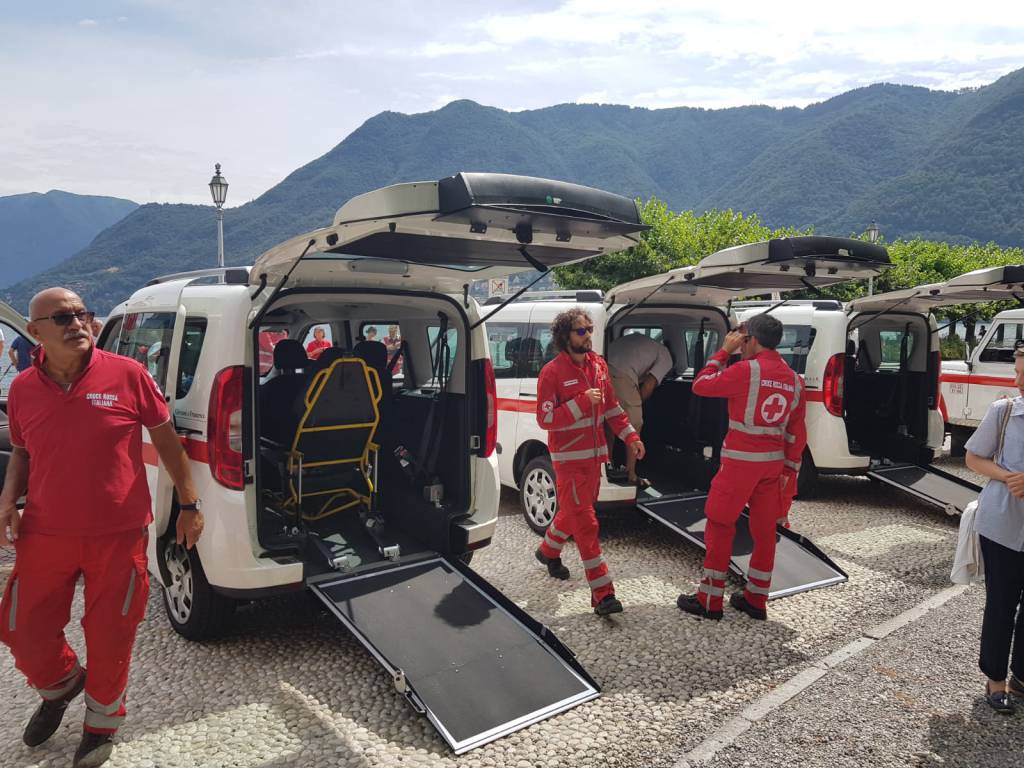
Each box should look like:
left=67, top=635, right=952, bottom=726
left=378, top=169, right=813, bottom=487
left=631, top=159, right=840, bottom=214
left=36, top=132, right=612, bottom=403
left=209, top=163, right=229, bottom=267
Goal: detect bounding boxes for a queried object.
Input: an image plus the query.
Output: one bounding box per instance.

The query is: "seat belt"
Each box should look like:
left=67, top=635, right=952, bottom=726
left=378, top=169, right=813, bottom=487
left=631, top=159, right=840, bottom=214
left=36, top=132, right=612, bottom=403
left=417, top=313, right=450, bottom=484
left=896, top=322, right=911, bottom=436
left=687, top=320, right=706, bottom=444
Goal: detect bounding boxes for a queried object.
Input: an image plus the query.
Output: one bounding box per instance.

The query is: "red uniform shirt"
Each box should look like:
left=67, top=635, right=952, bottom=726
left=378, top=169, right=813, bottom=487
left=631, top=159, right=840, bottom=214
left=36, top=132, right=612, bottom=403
left=305, top=338, right=331, bottom=360
left=8, top=348, right=170, bottom=536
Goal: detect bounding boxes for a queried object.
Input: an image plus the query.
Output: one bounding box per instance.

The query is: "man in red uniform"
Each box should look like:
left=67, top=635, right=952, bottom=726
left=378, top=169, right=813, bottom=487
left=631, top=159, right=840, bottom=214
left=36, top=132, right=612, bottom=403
left=0, top=288, right=202, bottom=767
left=677, top=313, right=806, bottom=621
left=533, top=308, right=645, bottom=616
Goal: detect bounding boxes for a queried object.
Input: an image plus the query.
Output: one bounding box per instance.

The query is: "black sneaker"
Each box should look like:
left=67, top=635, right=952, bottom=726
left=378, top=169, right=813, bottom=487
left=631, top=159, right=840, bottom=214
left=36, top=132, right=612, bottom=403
left=676, top=593, right=722, bottom=620
left=534, top=548, right=570, bottom=580
left=594, top=595, right=623, bottom=616
left=23, top=669, right=86, bottom=747
left=73, top=731, right=115, bottom=768
left=730, top=592, right=768, bottom=621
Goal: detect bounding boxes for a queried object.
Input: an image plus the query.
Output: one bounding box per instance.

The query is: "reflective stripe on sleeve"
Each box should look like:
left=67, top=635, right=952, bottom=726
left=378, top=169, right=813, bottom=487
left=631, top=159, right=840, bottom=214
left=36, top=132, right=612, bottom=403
left=551, top=445, right=609, bottom=463
left=567, top=399, right=584, bottom=421
left=784, top=459, right=801, bottom=471
left=721, top=448, right=785, bottom=462
left=706, top=358, right=723, bottom=370
left=617, top=424, right=636, bottom=441
left=744, top=359, right=761, bottom=424
left=605, top=405, right=624, bottom=419
left=747, top=567, right=772, bottom=581
left=785, top=433, right=796, bottom=443
left=552, top=418, right=595, bottom=431
left=729, top=419, right=786, bottom=436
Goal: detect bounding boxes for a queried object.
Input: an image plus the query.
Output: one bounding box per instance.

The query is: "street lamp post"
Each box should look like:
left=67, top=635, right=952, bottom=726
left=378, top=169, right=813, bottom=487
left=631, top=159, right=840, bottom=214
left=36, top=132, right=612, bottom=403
left=866, top=220, right=880, bottom=296
left=208, top=163, right=229, bottom=268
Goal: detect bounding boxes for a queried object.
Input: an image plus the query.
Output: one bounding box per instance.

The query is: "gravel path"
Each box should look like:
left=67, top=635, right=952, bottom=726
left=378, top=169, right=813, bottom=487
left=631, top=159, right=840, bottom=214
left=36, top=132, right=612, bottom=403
left=0, top=456, right=989, bottom=767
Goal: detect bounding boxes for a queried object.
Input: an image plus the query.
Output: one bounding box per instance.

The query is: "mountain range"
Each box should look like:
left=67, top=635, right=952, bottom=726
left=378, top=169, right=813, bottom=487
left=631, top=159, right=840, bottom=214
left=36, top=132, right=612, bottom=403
left=0, top=190, right=137, bottom=290
left=4, top=67, right=1024, bottom=313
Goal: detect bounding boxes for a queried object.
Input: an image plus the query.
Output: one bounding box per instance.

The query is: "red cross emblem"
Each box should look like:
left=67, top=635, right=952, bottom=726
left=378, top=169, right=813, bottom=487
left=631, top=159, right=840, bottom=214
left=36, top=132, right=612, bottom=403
left=760, top=393, right=787, bottom=424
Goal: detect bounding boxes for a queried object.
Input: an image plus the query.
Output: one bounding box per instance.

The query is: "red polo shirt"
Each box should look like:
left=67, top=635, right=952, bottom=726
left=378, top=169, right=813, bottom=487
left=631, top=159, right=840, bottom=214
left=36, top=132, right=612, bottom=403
left=7, top=347, right=170, bottom=536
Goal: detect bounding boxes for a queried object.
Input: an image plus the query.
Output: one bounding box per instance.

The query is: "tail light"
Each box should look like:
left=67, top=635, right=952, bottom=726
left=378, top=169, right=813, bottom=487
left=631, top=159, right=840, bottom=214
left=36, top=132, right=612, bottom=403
left=929, top=350, right=941, bottom=408
left=208, top=365, right=245, bottom=489
left=822, top=353, right=845, bottom=417
left=482, top=358, right=497, bottom=458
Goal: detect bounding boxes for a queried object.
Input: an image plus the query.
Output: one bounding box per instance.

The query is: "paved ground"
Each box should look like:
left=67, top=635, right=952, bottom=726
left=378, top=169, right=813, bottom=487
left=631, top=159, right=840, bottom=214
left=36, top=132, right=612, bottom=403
left=0, top=454, right=1008, bottom=768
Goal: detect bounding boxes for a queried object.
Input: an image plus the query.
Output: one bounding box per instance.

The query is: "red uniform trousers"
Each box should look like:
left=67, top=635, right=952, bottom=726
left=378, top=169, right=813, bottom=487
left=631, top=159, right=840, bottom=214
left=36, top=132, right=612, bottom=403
left=538, top=464, right=614, bottom=606
left=0, top=528, right=149, bottom=735
left=697, top=458, right=788, bottom=613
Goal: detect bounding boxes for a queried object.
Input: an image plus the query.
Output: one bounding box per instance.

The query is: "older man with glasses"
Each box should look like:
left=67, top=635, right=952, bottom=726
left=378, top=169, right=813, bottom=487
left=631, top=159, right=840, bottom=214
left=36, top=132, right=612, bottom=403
left=532, top=307, right=644, bottom=616
left=0, top=287, right=202, bottom=767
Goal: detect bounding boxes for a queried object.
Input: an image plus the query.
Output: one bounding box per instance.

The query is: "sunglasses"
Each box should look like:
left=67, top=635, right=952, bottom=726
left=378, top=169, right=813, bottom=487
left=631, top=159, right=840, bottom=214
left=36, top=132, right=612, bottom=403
left=31, top=309, right=96, bottom=327
left=573, top=326, right=595, bottom=337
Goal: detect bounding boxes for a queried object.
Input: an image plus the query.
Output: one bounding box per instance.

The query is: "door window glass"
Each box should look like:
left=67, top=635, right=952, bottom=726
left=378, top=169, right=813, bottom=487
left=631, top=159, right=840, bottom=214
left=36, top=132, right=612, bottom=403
left=979, top=322, right=1024, bottom=363
left=776, top=325, right=817, bottom=375
left=0, top=321, right=30, bottom=396
left=427, top=325, right=459, bottom=380
left=303, top=324, right=334, bottom=361
left=177, top=319, right=207, bottom=398
left=622, top=326, right=664, bottom=342
left=114, top=312, right=176, bottom=392
left=518, top=326, right=557, bottom=378
left=360, top=322, right=404, bottom=378
left=879, top=329, right=916, bottom=368
left=487, top=322, right=527, bottom=379
left=258, top=329, right=289, bottom=376
left=683, top=328, right=721, bottom=373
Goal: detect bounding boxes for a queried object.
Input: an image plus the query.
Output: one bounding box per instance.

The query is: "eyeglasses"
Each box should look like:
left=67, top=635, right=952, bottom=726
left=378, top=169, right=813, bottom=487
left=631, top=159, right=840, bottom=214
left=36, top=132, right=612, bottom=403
left=573, top=326, right=595, bottom=337
left=31, top=310, right=95, bottom=327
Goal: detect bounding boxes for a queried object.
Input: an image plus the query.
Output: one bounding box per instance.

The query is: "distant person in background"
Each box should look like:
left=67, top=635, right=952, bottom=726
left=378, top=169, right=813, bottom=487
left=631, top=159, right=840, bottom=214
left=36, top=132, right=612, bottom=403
left=305, top=326, right=331, bottom=360
left=383, top=325, right=402, bottom=374
left=9, top=334, right=34, bottom=372
left=0, top=326, right=5, bottom=362
left=964, top=343, right=1024, bottom=714
left=90, top=319, right=103, bottom=339
left=365, top=326, right=378, bottom=342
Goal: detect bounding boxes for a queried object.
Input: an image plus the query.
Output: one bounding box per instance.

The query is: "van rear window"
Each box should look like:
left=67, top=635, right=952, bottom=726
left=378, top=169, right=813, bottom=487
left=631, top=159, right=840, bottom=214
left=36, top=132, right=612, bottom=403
left=776, top=325, right=816, bottom=375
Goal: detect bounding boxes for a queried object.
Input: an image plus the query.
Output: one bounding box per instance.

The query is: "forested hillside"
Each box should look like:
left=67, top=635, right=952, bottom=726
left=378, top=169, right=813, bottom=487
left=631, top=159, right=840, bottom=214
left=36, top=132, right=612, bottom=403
left=0, top=190, right=137, bottom=289
left=4, top=68, right=1023, bottom=313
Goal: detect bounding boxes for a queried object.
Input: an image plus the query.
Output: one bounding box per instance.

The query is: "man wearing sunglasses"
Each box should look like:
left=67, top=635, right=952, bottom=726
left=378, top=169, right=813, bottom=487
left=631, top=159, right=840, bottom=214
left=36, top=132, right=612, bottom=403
left=0, top=287, right=201, bottom=768
left=677, top=313, right=806, bottom=623
left=533, top=308, right=644, bottom=616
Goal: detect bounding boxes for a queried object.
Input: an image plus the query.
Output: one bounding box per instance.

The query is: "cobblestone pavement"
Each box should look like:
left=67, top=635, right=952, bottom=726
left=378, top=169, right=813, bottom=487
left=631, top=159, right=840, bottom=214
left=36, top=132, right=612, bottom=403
left=0, top=454, right=987, bottom=767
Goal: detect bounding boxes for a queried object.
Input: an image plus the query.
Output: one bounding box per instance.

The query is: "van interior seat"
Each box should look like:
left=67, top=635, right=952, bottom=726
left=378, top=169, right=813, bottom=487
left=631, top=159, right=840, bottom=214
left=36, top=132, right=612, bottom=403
left=355, top=340, right=395, bottom=447
left=261, top=338, right=311, bottom=444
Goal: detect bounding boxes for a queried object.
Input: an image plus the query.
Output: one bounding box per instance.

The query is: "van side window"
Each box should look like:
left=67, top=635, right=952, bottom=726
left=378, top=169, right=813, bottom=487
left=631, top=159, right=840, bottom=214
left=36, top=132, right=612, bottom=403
left=177, top=319, right=207, bottom=398
left=112, top=312, right=176, bottom=392
left=360, top=322, right=404, bottom=380
left=776, top=325, right=816, bottom=375
left=427, top=325, right=458, bottom=378
left=979, top=322, right=1023, bottom=363
left=683, top=328, right=721, bottom=372
left=0, top=321, right=29, bottom=393
left=623, top=326, right=664, bottom=342
left=487, top=323, right=527, bottom=379
left=519, top=325, right=557, bottom=378
left=258, top=329, right=289, bottom=376
left=878, top=330, right=915, bottom=368
left=100, top=317, right=124, bottom=353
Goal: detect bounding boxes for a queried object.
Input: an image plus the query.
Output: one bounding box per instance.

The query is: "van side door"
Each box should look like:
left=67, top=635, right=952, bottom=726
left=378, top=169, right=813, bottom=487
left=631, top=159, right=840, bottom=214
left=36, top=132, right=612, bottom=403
left=487, top=319, right=529, bottom=485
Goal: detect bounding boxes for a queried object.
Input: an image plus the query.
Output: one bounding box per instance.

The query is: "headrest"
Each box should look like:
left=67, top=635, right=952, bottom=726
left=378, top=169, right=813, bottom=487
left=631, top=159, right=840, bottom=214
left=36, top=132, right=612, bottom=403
left=354, top=340, right=388, bottom=371
left=315, top=346, right=348, bottom=369
left=273, top=338, right=307, bottom=370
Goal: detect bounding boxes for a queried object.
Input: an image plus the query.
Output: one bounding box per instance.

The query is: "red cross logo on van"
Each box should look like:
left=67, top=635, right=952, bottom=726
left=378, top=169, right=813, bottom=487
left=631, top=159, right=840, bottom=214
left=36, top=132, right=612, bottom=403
left=760, top=393, right=787, bottom=424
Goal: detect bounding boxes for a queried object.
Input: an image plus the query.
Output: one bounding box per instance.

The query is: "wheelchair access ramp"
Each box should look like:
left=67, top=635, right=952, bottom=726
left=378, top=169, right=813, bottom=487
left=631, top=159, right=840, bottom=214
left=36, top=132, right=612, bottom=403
left=308, top=557, right=599, bottom=754
left=636, top=492, right=847, bottom=598
left=867, top=463, right=981, bottom=516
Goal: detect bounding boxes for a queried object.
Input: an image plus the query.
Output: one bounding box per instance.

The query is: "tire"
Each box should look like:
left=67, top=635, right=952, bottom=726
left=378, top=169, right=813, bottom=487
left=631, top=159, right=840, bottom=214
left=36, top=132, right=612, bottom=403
left=796, top=448, right=819, bottom=499
left=949, top=427, right=969, bottom=458
left=161, top=536, right=236, bottom=641
left=520, top=455, right=558, bottom=536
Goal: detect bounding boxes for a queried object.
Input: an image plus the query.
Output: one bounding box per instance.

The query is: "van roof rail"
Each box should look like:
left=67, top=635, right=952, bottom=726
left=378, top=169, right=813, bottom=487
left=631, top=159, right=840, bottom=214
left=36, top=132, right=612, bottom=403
left=482, top=289, right=604, bottom=305
left=146, top=266, right=251, bottom=287
left=734, top=299, right=843, bottom=311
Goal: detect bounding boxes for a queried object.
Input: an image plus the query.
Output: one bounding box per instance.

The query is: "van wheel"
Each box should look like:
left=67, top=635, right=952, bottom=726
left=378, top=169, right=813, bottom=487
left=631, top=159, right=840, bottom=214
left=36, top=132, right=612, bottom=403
left=161, top=538, right=236, bottom=641
left=796, top=450, right=819, bottom=499
left=520, top=455, right=558, bottom=535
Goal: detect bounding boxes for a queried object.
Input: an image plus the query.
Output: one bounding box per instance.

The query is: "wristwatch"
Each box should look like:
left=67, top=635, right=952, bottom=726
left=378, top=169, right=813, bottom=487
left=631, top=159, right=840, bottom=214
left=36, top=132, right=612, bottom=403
left=180, top=500, right=202, bottom=512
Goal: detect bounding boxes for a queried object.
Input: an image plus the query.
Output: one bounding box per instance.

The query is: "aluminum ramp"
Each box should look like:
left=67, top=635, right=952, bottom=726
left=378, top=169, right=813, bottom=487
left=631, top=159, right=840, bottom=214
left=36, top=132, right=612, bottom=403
left=867, top=463, right=981, bottom=516
left=636, top=492, right=847, bottom=598
left=308, top=557, right=599, bottom=754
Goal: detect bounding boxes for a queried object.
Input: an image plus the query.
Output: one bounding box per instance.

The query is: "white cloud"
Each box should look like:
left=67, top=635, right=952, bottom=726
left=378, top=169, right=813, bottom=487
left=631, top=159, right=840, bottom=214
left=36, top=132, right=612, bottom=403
left=78, top=18, right=98, bottom=27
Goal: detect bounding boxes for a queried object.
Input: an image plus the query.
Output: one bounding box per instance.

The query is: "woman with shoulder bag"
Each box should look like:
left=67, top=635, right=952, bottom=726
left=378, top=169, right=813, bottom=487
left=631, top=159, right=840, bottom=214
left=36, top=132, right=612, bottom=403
left=964, top=342, right=1024, bottom=714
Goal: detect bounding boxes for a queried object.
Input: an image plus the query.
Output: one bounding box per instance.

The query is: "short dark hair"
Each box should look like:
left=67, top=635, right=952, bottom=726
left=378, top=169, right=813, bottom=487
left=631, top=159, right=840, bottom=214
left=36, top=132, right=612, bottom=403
left=551, top=307, right=593, bottom=353
left=746, top=313, right=783, bottom=350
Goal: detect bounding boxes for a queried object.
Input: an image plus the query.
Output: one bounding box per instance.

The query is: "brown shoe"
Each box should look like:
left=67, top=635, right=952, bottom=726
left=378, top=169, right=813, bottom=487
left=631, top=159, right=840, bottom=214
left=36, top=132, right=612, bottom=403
left=23, top=668, right=86, bottom=747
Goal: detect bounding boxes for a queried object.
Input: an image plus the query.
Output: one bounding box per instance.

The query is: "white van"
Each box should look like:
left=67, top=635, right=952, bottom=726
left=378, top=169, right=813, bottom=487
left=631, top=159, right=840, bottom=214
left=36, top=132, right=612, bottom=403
left=6, top=173, right=652, bottom=755
left=734, top=265, right=1024, bottom=515
left=941, top=303, right=1024, bottom=453
left=491, top=236, right=889, bottom=597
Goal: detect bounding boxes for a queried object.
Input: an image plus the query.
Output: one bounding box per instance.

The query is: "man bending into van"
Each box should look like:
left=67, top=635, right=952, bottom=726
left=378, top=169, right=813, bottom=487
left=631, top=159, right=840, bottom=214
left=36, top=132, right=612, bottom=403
left=606, top=332, right=673, bottom=487
left=677, top=313, right=806, bottom=622
left=0, top=288, right=202, bottom=768
left=533, top=308, right=645, bottom=616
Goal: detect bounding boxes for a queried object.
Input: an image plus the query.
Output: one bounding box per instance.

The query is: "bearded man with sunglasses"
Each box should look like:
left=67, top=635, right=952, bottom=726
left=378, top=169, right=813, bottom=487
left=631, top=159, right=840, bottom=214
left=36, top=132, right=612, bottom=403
left=533, top=308, right=644, bottom=616
left=0, top=287, right=201, bottom=767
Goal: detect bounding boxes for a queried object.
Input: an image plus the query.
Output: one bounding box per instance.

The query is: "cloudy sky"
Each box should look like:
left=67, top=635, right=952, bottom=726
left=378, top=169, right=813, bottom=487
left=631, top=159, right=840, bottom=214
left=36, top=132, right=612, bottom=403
left=2, top=1, right=1022, bottom=205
